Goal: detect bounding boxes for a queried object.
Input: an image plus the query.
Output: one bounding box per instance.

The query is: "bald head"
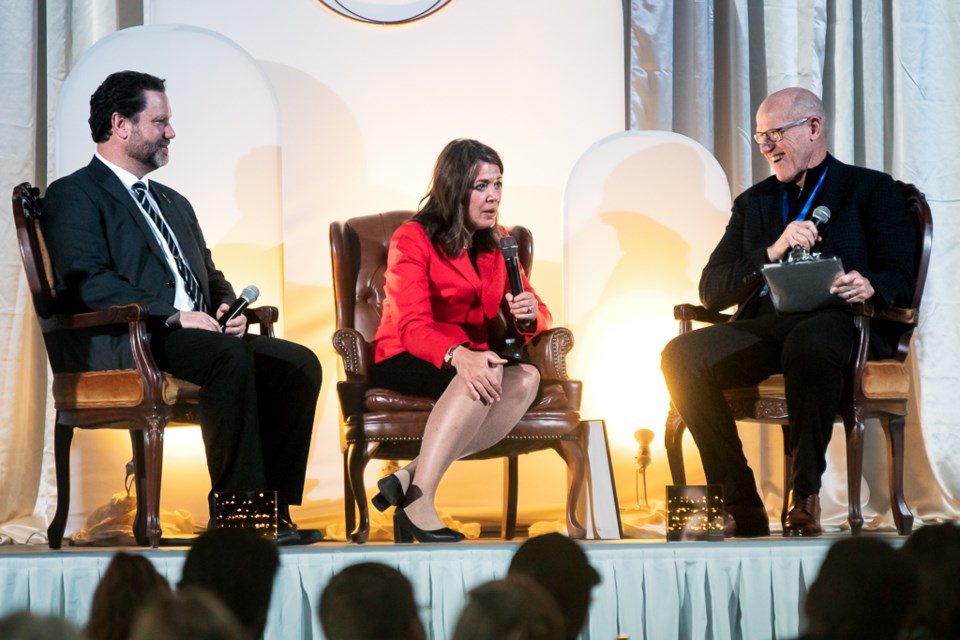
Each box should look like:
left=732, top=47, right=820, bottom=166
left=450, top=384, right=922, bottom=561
left=755, top=87, right=828, bottom=186
left=760, top=88, right=826, bottom=126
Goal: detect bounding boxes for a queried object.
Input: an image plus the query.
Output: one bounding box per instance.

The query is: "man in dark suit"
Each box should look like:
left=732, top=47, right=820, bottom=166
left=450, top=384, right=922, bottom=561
left=42, top=70, right=323, bottom=545
left=661, top=87, right=916, bottom=537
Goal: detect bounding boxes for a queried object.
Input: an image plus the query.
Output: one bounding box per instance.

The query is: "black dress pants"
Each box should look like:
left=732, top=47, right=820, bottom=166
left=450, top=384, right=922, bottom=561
left=151, top=328, right=322, bottom=510
left=661, top=309, right=855, bottom=505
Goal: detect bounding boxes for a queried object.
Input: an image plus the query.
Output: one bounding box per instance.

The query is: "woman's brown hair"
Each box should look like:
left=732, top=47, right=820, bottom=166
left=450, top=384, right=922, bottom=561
left=413, top=139, right=503, bottom=257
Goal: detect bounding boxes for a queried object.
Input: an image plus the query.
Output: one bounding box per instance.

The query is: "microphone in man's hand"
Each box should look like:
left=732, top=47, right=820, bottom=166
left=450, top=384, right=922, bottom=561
left=219, top=285, right=259, bottom=329
left=811, top=205, right=831, bottom=230
left=791, top=206, right=832, bottom=260
left=499, top=236, right=524, bottom=296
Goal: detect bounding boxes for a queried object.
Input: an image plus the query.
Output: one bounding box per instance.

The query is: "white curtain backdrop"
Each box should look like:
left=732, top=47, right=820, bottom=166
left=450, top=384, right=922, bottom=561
left=629, top=0, right=960, bottom=522
left=2, top=0, right=959, bottom=542
left=0, top=0, right=120, bottom=543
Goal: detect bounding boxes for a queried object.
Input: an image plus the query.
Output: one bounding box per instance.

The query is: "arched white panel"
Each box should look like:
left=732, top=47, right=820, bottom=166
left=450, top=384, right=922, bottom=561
left=563, top=131, right=731, bottom=507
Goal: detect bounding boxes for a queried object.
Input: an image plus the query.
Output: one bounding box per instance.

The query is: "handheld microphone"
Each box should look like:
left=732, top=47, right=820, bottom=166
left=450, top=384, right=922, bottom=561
left=811, top=205, right=831, bottom=228
left=790, top=206, right=832, bottom=261
left=219, top=285, right=259, bottom=329
left=499, top=236, right=524, bottom=296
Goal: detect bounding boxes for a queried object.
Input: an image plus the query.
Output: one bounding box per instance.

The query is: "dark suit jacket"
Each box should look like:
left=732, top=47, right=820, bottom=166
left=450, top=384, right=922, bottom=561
left=372, top=221, right=551, bottom=368
left=41, top=157, right=237, bottom=371
left=698, top=156, right=916, bottom=357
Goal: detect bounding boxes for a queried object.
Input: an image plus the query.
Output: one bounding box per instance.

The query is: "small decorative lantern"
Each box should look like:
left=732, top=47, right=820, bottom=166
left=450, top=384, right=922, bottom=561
left=666, top=485, right=724, bottom=541
left=214, top=490, right=278, bottom=540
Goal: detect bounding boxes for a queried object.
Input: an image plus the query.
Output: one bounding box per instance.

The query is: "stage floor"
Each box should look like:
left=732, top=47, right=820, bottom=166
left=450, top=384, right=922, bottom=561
left=0, top=532, right=898, bottom=640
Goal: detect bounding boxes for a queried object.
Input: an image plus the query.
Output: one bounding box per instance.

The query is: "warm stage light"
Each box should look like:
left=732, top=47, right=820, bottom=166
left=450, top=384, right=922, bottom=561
left=164, top=426, right=207, bottom=461
left=572, top=290, right=679, bottom=456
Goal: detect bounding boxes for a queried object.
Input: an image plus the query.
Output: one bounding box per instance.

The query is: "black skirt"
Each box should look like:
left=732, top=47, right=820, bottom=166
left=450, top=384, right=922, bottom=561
left=371, top=351, right=458, bottom=400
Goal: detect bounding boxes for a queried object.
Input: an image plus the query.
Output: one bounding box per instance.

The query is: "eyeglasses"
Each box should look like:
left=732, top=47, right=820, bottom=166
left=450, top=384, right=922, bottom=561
left=753, top=117, right=809, bottom=144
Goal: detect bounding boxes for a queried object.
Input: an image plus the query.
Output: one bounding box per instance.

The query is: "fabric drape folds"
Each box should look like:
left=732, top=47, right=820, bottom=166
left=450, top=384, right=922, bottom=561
left=0, top=0, right=120, bottom=545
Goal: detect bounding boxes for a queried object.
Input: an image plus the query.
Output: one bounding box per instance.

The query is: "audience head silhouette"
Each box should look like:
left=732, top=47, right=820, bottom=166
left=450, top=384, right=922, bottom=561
left=319, top=562, right=425, bottom=640
left=900, top=522, right=960, bottom=639
left=129, top=587, right=246, bottom=640
left=803, top=537, right=917, bottom=640
left=0, top=611, right=85, bottom=640
left=451, top=577, right=564, bottom=640
left=84, top=551, right=171, bottom=640
left=507, top=533, right=600, bottom=640
left=178, top=528, right=280, bottom=639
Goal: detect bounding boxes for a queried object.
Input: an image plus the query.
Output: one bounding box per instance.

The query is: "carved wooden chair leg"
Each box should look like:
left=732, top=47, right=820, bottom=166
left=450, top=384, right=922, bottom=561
left=502, top=455, right=519, bottom=539
left=664, top=408, right=687, bottom=485
left=130, top=429, right=149, bottom=546
left=47, top=422, right=74, bottom=550
left=342, top=446, right=357, bottom=539
left=347, top=440, right=380, bottom=543
left=845, top=418, right=866, bottom=535
left=883, top=416, right=914, bottom=535
left=557, top=438, right=587, bottom=539
left=142, top=423, right=165, bottom=548
left=779, top=424, right=793, bottom=527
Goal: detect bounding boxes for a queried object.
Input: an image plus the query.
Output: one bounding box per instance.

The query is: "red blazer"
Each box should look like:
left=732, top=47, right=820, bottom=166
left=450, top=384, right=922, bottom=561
left=373, top=221, right=551, bottom=368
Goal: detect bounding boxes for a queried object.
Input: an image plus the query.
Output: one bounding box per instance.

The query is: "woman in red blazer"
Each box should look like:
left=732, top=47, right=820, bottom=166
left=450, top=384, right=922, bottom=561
left=370, top=139, right=551, bottom=543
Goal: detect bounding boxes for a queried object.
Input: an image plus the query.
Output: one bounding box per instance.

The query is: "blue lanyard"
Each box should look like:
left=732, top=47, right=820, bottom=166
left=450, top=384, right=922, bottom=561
left=782, top=165, right=829, bottom=226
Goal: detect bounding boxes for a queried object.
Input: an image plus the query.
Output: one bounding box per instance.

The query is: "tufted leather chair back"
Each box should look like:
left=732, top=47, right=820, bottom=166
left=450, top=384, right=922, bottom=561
left=330, top=211, right=534, bottom=344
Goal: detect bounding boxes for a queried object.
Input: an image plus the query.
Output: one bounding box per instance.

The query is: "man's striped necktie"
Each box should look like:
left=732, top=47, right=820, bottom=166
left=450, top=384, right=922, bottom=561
left=132, top=181, right=206, bottom=312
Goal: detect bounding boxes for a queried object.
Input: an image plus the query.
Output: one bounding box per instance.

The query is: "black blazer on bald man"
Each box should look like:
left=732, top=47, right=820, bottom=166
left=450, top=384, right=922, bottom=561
left=700, top=155, right=916, bottom=358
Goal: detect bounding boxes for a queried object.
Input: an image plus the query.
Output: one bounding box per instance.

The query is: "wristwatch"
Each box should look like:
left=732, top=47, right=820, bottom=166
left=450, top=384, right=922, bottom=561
left=443, top=345, right=460, bottom=369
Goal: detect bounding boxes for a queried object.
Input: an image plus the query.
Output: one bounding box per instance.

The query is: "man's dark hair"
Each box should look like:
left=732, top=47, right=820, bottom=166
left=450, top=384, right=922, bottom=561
left=88, top=70, right=166, bottom=143
left=507, top=533, right=601, bottom=640
left=319, top=562, right=425, bottom=640
left=179, top=528, right=280, bottom=639
left=85, top=552, right=171, bottom=640
left=805, top=537, right=918, bottom=640
left=900, top=522, right=960, bottom=639
left=451, top=577, right=564, bottom=640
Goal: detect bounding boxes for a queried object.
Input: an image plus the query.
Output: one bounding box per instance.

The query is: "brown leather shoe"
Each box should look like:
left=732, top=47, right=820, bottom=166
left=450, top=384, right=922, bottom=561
left=723, top=503, right=770, bottom=538
left=783, top=492, right=822, bottom=537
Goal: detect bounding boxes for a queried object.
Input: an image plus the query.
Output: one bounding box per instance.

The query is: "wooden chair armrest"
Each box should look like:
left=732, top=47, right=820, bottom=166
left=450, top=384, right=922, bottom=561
left=524, top=327, right=575, bottom=380
left=53, top=303, right=150, bottom=330
left=857, top=302, right=917, bottom=326
left=244, top=305, right=279, bottom=325
left=244, top=305, right=279, bottom=337
left=54, top=303, right=166, bottom=399
left=332, top=328, right=373, bottom=380
left=673, top=303, right=732, bottom=325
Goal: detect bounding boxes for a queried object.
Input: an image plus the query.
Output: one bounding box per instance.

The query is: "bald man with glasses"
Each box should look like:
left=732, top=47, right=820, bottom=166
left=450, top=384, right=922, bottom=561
left=661, top=87, right=917, bottom=537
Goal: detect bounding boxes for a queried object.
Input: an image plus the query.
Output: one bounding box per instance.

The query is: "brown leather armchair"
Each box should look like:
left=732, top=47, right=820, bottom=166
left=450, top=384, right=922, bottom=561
left=12, top=182, right=279, bottom=548
left=330, top=211, right=586, bottom=543
left=664, top=182, right=932, bottom=535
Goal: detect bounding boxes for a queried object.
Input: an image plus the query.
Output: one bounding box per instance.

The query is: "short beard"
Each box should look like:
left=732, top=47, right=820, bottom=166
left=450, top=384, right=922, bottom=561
left=147, top=148, right=168, bottom=170
left=128, top=135, right=168, bottom=171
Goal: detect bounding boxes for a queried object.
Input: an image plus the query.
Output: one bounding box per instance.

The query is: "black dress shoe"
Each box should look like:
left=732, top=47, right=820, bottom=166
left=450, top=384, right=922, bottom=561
left=393, top=508, right=464, bottom=543
left=784, top=493, right=822, bottom=537
left=277, top=507, right=324, bottom=546
left=723, top=503, right=770, bottom=538
left=372, top=474, right=405, bottom=512
left=277, top=526, right=324, bottom=546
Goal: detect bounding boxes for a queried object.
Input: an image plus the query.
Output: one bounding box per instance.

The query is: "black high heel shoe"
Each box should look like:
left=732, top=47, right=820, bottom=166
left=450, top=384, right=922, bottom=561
left=393, top=507, right=465, bottom=543
left=371, top=474, right=405, bottom=512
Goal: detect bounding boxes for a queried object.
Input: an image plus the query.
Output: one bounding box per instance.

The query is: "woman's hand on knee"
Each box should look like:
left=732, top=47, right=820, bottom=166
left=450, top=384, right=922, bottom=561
left=452, top=349, right=506, bottom=404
